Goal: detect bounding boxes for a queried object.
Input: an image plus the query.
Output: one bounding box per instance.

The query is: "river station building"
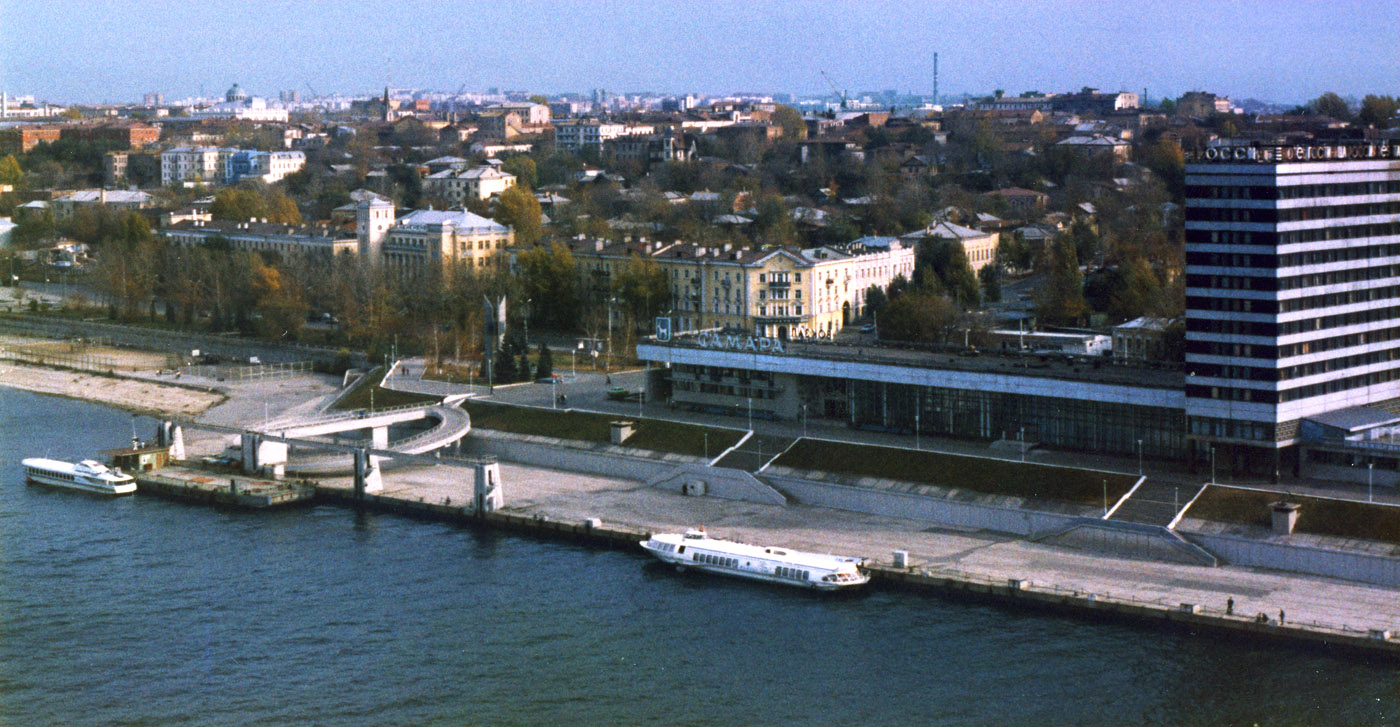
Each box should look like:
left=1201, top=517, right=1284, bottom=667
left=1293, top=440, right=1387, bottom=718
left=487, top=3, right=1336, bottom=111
left=638, top=141, right=1400, bottom=482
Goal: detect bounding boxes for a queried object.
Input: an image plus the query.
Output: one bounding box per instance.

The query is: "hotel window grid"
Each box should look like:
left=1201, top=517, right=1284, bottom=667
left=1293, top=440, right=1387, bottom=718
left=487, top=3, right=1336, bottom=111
left=1184, top=154, right=1400, bottom=448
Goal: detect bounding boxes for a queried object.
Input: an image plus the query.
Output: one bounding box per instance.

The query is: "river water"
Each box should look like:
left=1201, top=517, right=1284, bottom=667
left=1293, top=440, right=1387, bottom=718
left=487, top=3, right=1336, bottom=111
left=0, top=387, right=1395, bottom=726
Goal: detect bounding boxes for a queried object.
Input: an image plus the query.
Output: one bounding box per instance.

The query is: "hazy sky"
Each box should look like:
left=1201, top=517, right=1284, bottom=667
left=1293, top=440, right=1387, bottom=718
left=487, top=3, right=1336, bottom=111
left=2, top=0, right=1395, bottom=104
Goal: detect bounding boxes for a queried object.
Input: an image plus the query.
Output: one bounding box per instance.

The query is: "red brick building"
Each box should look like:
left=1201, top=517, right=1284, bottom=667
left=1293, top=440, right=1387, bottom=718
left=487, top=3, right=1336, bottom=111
left=61, top=122, right=161, bottom=149
left=0, top=126, right=62, bottom=153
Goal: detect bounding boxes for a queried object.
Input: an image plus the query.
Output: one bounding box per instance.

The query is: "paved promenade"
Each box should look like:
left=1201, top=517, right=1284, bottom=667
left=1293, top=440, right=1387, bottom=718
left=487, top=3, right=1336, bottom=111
left=321, top=459, right=1400, bottom=642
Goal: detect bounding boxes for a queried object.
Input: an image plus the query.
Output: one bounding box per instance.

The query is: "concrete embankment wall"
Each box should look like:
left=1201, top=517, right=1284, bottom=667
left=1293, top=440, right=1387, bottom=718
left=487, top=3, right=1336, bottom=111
left=460, top=431, right=787, bottom=504
left=868, top=565, right=1400, bottom=661
left=1183, top=530, right=1400, bottom=589
left=311, top=485, right=1400, bottom=661
left=315, top=486, right=644, bottom=548
left=761, top=473, right=1085, bottom=536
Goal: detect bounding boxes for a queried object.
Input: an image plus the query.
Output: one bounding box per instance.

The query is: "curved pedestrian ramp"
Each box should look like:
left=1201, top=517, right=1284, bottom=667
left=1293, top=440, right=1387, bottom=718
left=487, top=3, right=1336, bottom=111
left=255, top=401, right=472, bottom=476
left=1031, top=518, right=1219, bottom=567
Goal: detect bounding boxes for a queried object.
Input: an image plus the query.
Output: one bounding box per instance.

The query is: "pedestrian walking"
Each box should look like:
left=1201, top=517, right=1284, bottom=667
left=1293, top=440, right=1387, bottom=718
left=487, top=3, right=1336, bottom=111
left=1279, top=609, right=1285, bottom=625
left=1226, top=597, right=1234, bottom=615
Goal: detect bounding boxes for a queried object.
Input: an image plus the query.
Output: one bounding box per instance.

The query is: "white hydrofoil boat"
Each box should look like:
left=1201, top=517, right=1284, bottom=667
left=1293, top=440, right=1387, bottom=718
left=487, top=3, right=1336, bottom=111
left=641, top=529, right=868, bottom=590
left=22, top=458, right=137, bottom=495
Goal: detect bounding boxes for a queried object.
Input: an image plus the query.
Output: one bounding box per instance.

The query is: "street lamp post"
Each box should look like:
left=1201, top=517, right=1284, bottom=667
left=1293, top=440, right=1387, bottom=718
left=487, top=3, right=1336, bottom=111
left=1210, top=445, right=1217, bottom=485
left=747, top=396, right=753, bottom=431
left=915, top=410, right=920, bottom=451
left=1137, top=438, right=1143, bottom=476
left=802, top=404, right=807, bottom=439
left=606, top=297, right=615, bottom=372
left=1019, top=426, right=1026, bottom=462
left=552, top=375, right=557, bottom=410
left=1369, top=462, right=1374, bottom=503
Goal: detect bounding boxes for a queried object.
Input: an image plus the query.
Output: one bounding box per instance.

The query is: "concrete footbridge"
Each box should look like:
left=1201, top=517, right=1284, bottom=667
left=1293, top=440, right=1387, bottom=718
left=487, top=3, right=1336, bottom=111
left=249, top=396, right=474, bottom=476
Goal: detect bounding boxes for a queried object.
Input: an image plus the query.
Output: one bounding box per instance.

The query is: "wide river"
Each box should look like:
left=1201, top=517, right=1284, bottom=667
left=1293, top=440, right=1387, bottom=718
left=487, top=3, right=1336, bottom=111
left=0, top=387, right=1395, bottom=726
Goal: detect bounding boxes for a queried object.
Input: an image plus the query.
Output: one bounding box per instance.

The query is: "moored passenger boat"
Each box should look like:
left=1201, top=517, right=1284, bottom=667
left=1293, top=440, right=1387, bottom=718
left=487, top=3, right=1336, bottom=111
left=21, top=458, right=137, bottom=495
left=640, top=529, right=868, bottom=590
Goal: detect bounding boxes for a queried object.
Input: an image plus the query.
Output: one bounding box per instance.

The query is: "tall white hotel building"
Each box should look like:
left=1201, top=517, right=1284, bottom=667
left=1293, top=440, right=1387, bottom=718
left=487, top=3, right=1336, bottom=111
left=1184, top=141, right=1400, bottom=476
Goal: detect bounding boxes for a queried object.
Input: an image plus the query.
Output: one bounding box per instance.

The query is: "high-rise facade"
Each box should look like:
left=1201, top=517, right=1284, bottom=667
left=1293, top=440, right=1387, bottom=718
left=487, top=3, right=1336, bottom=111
left=1184, top=141, right=1400, bottom=474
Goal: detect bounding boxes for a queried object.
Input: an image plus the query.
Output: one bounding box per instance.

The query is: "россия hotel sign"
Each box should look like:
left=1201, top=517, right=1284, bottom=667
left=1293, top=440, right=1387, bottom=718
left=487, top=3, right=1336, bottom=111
left=1188, top=142, right=1398, bottom=163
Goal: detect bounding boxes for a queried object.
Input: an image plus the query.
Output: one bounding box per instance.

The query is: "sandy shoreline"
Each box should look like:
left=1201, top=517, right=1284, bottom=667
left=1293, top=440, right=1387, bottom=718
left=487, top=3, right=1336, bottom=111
left=0, top=363, right=225, bottom=417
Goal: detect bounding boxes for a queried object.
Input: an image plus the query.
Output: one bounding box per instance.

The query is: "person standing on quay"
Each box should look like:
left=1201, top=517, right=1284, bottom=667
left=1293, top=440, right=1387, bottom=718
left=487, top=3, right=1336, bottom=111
left=1226, top=597, right=1234, bottom=615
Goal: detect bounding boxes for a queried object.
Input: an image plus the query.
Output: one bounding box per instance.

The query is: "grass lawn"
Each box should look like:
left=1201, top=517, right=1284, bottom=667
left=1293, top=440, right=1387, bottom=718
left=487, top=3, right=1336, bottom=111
left=331, top=366, right=441, bottom=411
left=1188, top=486, right=1400, bottom=544
left=460, top=400, right=743, bottom=457
left=772, top=439, right=1139, bottom=507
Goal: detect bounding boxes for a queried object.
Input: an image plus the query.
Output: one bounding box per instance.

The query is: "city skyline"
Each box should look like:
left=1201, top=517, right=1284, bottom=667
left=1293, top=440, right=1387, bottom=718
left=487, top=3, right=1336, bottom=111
left=2, top=0, right=1395, bottom=105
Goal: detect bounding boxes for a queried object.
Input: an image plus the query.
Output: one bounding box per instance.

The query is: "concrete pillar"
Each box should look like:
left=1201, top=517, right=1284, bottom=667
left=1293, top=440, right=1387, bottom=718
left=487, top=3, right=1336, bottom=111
left=353, top=448, right=383, bottom=497
left=1270, top=502, right=1300, bottom=535
left=372, top=425, right=389, bottom=450
left=254, top=439, right=287, bottom=479
left=474, top=456, right=503, bottom=513
left=169, top=425, right=185, bottom=461
left=241, top=432, right=261, bottom=473
left=158, top=421, right=186, bottom=460
left=610, top=421, right=635, bottom=444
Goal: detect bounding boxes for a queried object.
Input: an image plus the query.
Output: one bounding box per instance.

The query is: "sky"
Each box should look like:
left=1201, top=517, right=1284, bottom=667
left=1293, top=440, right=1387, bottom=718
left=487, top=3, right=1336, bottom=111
left=1, top=0, right=1395, bottom=105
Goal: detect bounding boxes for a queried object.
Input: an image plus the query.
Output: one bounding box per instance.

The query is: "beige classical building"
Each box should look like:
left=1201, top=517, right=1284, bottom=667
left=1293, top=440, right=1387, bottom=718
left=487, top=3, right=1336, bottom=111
left=901, top=220, right=999, bottom=273
left=162, top=219, right=357, bottom=258
left=357, top=199, right=513, bottom=271
left=422, top=165, right=517, bottom=204
left=567, top=238, right=915, bottom=339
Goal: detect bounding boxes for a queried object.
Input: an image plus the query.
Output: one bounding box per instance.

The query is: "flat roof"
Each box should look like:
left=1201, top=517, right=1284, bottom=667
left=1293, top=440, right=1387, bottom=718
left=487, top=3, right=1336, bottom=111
left=1305, top=406, right=1400, bottom=433
left=646, top=335, right=1183, bottom=390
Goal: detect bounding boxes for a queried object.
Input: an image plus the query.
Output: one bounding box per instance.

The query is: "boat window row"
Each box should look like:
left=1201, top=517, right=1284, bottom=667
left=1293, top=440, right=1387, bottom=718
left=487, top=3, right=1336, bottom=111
left=27, top=467, right=78, bottom=482
left=654, top=542, right=677, bottom=554
left=775, top=566, right=810, bottom=581
left=696, top=553, right=737, bottom=568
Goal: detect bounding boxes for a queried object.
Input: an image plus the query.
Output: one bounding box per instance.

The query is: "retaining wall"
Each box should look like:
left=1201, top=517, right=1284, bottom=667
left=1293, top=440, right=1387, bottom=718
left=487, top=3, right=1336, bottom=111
left=761, top=473, right=1089, bottom=536
left=648, top=463, right=787, bottom=505
left=460, top=430, right=787, bottom=504
left=1183, top=530, right=1400, bottom=589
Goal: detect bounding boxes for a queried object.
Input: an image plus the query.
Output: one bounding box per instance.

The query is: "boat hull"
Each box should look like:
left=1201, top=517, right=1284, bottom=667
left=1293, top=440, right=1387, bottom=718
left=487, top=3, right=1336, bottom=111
left=25, top=472, right=136, bottom=496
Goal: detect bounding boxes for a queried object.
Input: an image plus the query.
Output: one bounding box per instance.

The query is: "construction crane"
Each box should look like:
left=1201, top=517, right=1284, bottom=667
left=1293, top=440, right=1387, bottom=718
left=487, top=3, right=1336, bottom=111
left=820, top=70, right=848, bottom=110
left=304, top=81, right=319, bottom=98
